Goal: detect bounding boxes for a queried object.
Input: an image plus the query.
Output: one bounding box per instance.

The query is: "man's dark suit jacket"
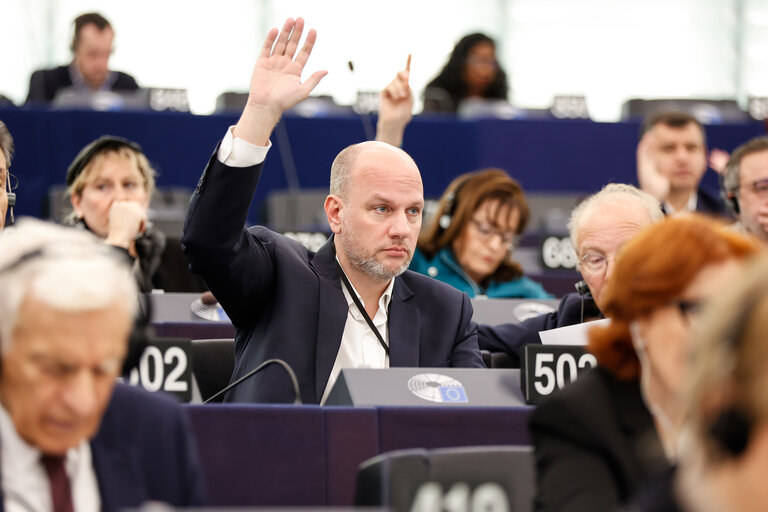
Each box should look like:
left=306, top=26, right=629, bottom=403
left=530, top=367, right=667, bottom=512
left=478, top=292, right=600, bottom=366
left=182, top=150, right=484, bottom=404
left=660, top=187, right=731, bottom=218
left=0, top=384, right=205, bottom=512
left=26, top=65, right=139, bottom=103
left=695, top=187, right=729, bottom=217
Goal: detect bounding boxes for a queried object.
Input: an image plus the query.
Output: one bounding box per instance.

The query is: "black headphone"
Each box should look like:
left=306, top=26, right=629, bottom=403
left=66, top=136, right=144, bottom=187
left=5, top=172, right=14, bottom=225
left=438, top=175, right=472, bottom=230
left=706, top=283, right=766, bottom=458
left=718, top=171, right=740, bottom=215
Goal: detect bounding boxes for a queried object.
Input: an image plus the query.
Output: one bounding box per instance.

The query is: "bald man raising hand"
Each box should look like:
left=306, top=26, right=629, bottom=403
left=182, top=18, right=483, bottom=405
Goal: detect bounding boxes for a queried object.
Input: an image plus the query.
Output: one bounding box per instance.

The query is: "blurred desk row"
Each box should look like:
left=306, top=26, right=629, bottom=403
left=184, top=404, right=532, bottom=507
left=2, top=107, right=764, bottom=226
left=149, top=293, right=564, bottom=340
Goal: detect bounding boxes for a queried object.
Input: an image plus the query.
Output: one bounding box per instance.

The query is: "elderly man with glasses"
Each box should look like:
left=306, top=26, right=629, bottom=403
left=722, top=136, right=768, bottom=244
left=478, top=184, right=663, bottom=365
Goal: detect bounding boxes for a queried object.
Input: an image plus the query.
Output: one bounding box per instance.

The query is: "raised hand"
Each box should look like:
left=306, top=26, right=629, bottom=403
left=376, top=55, right=413, bottom=147
left=234, top=17, right=328, bottom=146
left=636, top=132, right=670, bottom=202
left=708, top=148, right=730, bottom=175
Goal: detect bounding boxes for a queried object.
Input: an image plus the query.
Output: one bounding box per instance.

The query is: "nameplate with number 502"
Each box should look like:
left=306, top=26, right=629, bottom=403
left=520, top=344, right=596, bottom=404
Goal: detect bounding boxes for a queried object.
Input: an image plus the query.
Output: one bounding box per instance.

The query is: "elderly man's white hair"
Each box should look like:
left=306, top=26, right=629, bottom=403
left=567, top=183, right=663, bottom=251
left=0, top=218, right=137, bottom=351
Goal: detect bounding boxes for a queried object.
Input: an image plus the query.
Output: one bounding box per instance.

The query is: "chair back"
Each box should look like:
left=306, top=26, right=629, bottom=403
left=355, top=445, right=534, bottom=512
left=191, top=338, right=234, bottom=403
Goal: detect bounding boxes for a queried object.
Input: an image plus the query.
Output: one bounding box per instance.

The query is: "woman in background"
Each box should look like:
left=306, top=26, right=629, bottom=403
left=411, top=169, right=551, bottom=298
left=66, top=135, right=207, bottom=293
left=530, top=214, right=760, bottom=512
left=423, top=33, right=509, bottom=113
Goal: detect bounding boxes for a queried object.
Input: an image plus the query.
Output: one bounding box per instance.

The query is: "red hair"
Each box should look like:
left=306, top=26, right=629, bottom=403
left=588, top=214, right=762, bottom=380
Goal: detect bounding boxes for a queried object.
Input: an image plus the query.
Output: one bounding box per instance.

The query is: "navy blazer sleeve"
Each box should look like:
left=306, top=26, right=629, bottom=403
left=451, top=292, right=484, bottom=367
left=91, top=385, right=206, bottom=510
left=478, top=293, right=594, bottom=366
left=182, top=149, right=278, bottom=328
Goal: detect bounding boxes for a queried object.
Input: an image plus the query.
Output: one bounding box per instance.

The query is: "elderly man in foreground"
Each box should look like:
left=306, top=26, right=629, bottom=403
left=0, top=219, right=204, bottom=511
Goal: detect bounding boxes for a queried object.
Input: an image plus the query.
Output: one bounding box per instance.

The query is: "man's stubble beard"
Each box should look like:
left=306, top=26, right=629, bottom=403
left=338, top=218, right=412, bottom=281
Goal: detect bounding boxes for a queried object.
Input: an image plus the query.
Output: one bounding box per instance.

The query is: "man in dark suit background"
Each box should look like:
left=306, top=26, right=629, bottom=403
left=26, top=13, right=138, bottom=103
left=182, top=17, right=484, bottom=405
left=636, top=110, right=728, bottom=216
left=0, top=219, right=204, bottom=511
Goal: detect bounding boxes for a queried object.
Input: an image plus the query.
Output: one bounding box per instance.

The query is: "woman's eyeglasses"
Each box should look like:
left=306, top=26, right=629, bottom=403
left=470, top=219, right=521, bottom=249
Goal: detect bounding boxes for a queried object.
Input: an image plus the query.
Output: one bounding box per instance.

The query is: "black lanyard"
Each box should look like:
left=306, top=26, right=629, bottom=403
left=336, top=261, right=391, bottom=357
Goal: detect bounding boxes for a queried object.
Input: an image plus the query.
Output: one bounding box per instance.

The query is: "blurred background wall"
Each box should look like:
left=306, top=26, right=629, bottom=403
left=2, top=0, right=767, bottom=120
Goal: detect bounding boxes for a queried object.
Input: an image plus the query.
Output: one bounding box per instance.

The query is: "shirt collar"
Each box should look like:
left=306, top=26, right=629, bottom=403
left=664, top=192, right=698, bottom=215
left=0, top=401, right=85, bottom=474
left=336, top=256, right=395, bottom=321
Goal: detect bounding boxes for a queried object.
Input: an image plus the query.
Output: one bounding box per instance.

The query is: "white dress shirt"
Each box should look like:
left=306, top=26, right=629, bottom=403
left=663, top=192, right=698, bottom=215
left=0, top=403, right=99, bottom=512
left=321, top=264, right=393, bottom=404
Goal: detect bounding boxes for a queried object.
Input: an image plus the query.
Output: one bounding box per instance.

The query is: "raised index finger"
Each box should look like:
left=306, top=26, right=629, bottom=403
left=406, top=54, right=411, bottom=72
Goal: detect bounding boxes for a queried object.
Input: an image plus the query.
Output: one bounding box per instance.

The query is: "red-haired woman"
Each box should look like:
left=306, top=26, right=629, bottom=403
left=530, top=214, right=762, bottom=512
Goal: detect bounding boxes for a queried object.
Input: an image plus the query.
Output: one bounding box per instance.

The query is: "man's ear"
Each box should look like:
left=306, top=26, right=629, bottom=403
left=324, top=195, right=343, bottom=234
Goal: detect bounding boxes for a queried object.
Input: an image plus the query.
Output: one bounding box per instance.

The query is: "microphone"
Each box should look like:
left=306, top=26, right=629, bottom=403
left=348, top=60, right=376, bottom=141
left=203, top=358, right=302, bottom=404
left=574, top=280, right=589, bottom=323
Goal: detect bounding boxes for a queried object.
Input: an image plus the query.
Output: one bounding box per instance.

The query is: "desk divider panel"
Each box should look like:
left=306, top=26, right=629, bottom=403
left=185, top=404, right=327, bottom=506
left=376, top=406, right=533, bottom=453
left=185, top=404, right=533, bottom=507
left=323, top=407, right=379, bottom=505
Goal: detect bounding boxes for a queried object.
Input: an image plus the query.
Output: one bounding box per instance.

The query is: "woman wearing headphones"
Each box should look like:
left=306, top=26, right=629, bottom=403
left=410, top=169, right=551, bottom=298
left=530, top=215, right=760, bottom=512
left=65, top=136, right=207, bottom=293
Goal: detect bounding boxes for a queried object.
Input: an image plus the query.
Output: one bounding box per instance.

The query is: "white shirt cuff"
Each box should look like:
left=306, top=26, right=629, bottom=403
left=217, top=126, right=271, bottom=167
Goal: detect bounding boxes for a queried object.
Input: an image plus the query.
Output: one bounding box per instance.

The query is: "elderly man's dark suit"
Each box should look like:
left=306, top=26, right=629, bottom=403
left=479, top=292, right=600, bottom=367
left=0, top=384, right=205, bottom=512
left=182, top=149, right=484, bottom=404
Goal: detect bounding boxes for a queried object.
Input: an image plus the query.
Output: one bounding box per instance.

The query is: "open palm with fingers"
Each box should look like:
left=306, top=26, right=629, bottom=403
left=235, top=17, right=327, bottom=145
